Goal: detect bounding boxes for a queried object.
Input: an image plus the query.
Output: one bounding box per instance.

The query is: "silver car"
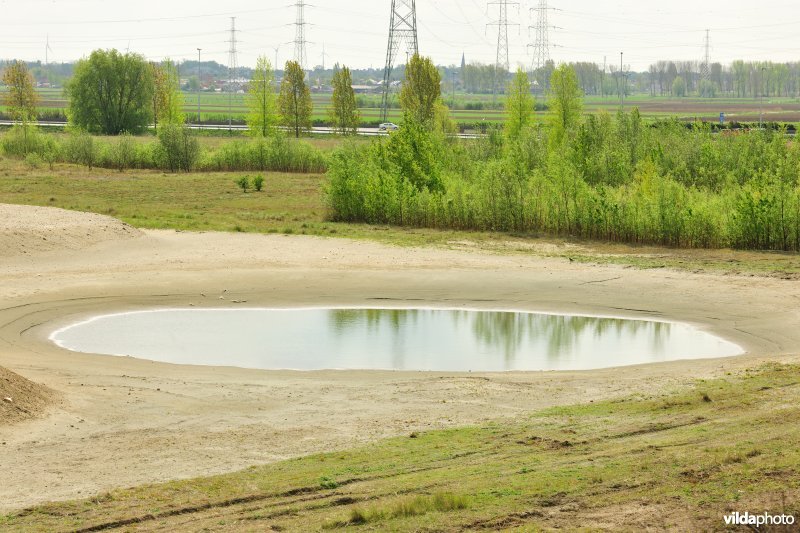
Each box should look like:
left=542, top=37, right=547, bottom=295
left=378, top=122, right=399, bottom=132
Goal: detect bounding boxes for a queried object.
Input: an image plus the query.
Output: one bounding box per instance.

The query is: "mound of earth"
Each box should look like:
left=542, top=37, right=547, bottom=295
left=0, top=366, right=56, bottom=425
left=0, top=204, right=142, bottom=257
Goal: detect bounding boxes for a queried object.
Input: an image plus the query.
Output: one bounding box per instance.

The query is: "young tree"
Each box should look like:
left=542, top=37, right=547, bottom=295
left=246, top=56, right=278, bottom=137
left=547, top=64, right=583, bottom=145
left=279, top=61, right=312, bottom=138
left=329, top=65, right=360, bottom=135
left=399, top=55, right=442, bottom=126
left=505, top=68, right=534, bottom=140
left=66, top=49, right=154, bottom=135
left=1, top=60, right=39, bottom=122
left=153, top=58, right=185, bottom=133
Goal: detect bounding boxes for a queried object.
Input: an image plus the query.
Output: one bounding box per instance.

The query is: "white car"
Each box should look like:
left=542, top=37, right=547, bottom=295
left=378, top=122, right=399, bottom=132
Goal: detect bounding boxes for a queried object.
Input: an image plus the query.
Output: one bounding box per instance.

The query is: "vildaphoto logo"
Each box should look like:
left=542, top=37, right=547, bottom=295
left=723, top=511, right=795, bottom=527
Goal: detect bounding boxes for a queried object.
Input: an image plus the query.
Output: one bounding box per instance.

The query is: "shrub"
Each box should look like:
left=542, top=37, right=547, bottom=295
left=24, top=152, right=43, bottom=169
left=158, top=124, right=200, bottom=172
left=64, top=130, right=97, bottom=170
left=235, top=176, right=250, bottom=192
left=253, top=175, right=264, bottom=192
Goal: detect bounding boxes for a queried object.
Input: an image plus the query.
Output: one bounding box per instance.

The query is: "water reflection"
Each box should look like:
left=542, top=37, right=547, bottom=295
left=328, top=309, right=672, bottom=367
left=52, top=308, right=742, bottom=372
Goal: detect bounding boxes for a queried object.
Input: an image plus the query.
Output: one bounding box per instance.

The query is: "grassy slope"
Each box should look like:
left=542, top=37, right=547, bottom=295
left=1, top=364, right=798, bottom=531
left=1, top=159, right=799, bottom=278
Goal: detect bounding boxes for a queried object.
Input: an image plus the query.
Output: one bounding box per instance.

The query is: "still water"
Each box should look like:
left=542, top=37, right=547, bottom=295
left=50, top=308, right=743, bottom=372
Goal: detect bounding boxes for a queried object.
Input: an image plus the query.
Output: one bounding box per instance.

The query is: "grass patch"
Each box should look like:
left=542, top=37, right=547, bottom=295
left=1, top=363, right=798, bottom=531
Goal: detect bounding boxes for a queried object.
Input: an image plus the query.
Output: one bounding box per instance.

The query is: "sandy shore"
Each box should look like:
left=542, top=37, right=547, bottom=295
left=1, top=206, right=799, bottom=512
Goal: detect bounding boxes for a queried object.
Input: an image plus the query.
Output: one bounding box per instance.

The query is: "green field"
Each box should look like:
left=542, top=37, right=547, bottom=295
left=4, top=88, right=800, bottom=127
left=2, top=363, right=797, bottom=531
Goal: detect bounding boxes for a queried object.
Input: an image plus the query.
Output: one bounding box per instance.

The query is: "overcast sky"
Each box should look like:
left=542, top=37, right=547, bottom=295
left=2, top=0, right=800, bottom=71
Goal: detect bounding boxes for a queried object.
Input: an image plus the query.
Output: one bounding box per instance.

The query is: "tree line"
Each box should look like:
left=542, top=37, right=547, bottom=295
left=327, top=62, right=800, bottom=252
left=1, top=50, right=362, bottom=138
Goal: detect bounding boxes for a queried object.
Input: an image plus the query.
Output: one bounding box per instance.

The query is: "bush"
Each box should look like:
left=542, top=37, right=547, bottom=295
left=253, top=175, right=264, bottom=192
left=64, top=130, right=97, bottom=170
left=112, top=133, right=137, bottom=172
left=158, top=124, right=200, bottom=172
left=24, top=152, right=43, bottom=169
left=235, top=176, right=250, bottom=192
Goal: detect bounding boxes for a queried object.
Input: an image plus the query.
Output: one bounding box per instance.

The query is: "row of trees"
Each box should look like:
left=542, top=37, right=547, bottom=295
left=1, top=50, right=363, bottom=138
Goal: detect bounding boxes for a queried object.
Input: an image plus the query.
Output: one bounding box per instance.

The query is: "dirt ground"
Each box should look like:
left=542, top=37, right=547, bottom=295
left=1, top=204, right=799, bottom=513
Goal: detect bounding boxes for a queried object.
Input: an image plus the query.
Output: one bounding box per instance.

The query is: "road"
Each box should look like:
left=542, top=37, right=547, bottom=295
left=0, top=121, right=484, bottom=139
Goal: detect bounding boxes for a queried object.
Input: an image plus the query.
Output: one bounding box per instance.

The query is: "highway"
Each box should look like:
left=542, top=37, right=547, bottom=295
left=0, top=121, right=484, bottom=139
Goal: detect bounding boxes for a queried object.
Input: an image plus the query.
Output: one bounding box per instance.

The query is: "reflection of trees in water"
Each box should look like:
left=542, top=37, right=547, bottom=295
left=469, top=313, right=671, bottom=363
left=327, top=308, right=672, bottom=368
left=328, top=309, right=420, bottom=369
left=329, top=309, right=420, bottom=335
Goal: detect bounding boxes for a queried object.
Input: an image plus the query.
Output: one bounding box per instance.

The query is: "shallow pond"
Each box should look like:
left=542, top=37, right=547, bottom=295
left=50, top=308, right=742, bottom=372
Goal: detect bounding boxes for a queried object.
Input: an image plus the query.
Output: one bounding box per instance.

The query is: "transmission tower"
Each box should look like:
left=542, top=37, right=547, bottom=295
left=380, top=0, right=418, bottom=122
left=529, top=0, right=550, bottom=74
left=227, top=17, right=239, bottom=132
left=700, top=29, right=711, bottom=82
left=293, top=0, right=309, bottom=72
left=487, top=0, right=519, bottom=100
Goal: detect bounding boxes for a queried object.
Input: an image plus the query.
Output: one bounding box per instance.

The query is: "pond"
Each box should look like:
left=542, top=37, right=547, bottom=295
left=50, top=308, right=743, bottom=372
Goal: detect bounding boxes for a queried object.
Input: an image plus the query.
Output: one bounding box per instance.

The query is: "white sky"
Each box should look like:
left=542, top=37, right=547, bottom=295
left=2, top=0, right=800, bottom=71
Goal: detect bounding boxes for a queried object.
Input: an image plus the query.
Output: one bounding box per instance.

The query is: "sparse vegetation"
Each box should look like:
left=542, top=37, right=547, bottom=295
left=1, top=364, right=797, bottom=531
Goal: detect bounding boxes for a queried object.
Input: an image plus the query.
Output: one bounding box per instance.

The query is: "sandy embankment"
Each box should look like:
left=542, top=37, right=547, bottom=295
left=0, top=203, right=799, bottom=512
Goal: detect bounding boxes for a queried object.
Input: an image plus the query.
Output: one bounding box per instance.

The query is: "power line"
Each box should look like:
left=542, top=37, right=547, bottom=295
left=293, top=0, right=309, bottom=72
left=380, top=0, right=418, bottom=122
left=486, top=0, right=519, bottom=100
left=700, top=29, right=711, bottom=82
left=528, top=0, right=556, bottom=75
left=227, top=17, right=238, bottom=132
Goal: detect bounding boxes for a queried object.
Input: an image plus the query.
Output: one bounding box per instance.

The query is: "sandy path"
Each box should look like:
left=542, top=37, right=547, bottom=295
left=1, top=222, right=799, bottom=512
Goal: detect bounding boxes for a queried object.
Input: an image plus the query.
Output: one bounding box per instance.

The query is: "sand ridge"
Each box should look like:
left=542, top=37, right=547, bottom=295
left=0, top=205, right=799, bottom=511
left=0, top=203, right=142, bottom=257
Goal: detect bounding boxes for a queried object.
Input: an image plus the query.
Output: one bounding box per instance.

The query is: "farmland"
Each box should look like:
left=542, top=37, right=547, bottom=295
left=3, top=87, right=800, bottom=127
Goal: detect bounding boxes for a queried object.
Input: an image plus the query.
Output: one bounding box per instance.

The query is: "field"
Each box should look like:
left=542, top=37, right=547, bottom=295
left=3, top=87, right=800, bottom=127
left=2, top=362, right=798, bottom=531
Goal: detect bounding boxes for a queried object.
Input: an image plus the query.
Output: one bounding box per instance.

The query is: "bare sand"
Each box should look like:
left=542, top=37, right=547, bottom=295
left=1, top=204, right=799, bottom=512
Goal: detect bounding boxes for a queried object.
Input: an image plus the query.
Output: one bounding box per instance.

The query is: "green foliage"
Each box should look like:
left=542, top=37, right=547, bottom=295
left=327, top=110, right=800, bottom=252
left=153, top=58, right=185, bottom=130
left=0, top=123, right=45, bottom=157
left=157, top=124, right=200, bottom=172
left=24, top=152, right=43, bottom=169
left=202, top=136, right=327, bottom=174
left=1, top=60, right=39, bottom=122
left=235, top=176, right=250, bottom=193
left=505, top=69, right=534, bottom=141
left=698, top=79, right=717, bottom=98
left=64, top=130, right=97, bottom=170
left=66, top=49, right=154, bottom=135
left=246, top=56, right=278, bottom=138
left=111, top=133, right=137, bottom=172
left=279, top=61, right=312, bottom=138
left=253, top=175, right=264, bottom=192
left=547, top=64, right=583, bottom=146
left=400, top=55, right=443, bottom=127
left=672, top=76, right=687, bottom=97
left=329, top=65, right=360, bottom=135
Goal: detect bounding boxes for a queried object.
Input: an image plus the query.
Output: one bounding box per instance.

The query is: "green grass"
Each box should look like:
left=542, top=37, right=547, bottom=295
left=1, top=157, right=799, bottom=278
left=2, top=363, right=798, bottom=531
